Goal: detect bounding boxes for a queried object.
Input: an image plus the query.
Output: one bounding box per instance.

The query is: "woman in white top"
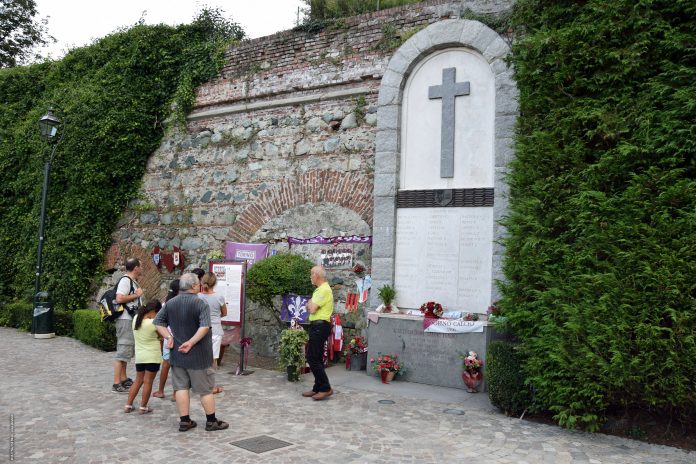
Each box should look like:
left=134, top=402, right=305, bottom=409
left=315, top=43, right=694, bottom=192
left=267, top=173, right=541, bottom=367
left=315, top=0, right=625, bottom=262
left=198, top=271, right=227, bottom=394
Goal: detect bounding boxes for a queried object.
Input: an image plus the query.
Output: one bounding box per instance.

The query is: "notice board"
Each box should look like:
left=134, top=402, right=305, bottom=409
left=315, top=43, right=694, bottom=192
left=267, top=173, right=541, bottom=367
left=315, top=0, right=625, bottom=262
left=209, top=260, right=245, bottom=326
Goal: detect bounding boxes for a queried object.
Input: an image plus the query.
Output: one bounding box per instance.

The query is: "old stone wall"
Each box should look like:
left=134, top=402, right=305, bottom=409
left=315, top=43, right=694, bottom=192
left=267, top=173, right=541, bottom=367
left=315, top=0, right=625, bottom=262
left=103, top=0, right=516, bottom=356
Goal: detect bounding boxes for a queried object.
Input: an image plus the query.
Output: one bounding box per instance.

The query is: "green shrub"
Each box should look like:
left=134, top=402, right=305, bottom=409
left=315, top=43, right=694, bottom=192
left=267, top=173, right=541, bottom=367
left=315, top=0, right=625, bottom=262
left=53, top=309, right=74, bottom=337
left=486, top=341, right=530, bottom=417
left=72, top=310, right=116, bottom=351
left=7, top=301, right=33, bottom=331
left=0, top=302, right=10, bottom=327
left=246, top=253, right=315, bottom=323
left=502, top=0, right=696, bottom=431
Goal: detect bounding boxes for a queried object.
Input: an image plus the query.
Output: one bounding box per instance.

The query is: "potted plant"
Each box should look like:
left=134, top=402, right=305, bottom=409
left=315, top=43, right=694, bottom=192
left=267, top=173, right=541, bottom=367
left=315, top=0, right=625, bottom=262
left=461, top=350, right=484, bottom=393
left=278, top=327, right=309, bottom=381
left=370, top=353, right=405, bottom=384
left=377, top=284, right=396, bottom=313
left=345, top=336, right=368, bottom=371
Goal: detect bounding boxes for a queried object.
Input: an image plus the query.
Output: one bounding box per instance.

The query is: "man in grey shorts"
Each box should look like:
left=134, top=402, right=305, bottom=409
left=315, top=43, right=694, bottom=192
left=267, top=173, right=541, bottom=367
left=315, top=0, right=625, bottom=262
left=154, top=272, right=229, bottom=432
left=112, top=258, right=143, bottom=393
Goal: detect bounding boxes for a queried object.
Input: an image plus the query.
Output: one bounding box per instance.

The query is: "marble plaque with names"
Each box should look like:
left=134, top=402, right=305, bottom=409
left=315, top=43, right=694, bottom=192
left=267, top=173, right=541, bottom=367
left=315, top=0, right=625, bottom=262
left=394, top=207, right=493, bottom=312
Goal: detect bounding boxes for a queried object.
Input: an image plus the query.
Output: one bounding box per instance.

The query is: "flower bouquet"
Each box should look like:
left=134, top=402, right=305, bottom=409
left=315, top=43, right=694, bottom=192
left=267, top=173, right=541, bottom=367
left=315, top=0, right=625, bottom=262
left=345, top=336, right=368, bottom=371
left=419, top=301, right=444, bottom=318
left=370, top=353, right=405, bottom=383
left=460, top=351, right=483, bottom=393
left=352, top=263, right=366, bottom=279
left=346, top=336, right=367, bottom=354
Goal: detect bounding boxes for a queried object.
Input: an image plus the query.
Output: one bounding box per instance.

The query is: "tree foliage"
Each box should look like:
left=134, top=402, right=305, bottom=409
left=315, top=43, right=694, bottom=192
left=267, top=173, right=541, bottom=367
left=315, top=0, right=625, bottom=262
left=0, top=8, right=244, bottom=310
left=0, top=0, right=53, bottom=67
left=300, top=0, right=421, bottom=22
left=502, top=0, right=696, bottom=431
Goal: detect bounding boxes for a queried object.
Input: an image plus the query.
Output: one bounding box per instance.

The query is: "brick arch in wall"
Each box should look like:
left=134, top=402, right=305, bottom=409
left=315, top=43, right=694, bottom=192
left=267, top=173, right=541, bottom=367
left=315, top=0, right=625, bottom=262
left=104, top=241, right=165, bottom=301
left=228, top=169, right=374, bottom=242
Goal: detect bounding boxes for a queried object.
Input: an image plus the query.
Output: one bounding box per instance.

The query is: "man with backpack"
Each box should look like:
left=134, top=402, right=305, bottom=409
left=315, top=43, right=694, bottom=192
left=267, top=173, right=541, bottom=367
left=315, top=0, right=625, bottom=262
left=112, top=258, right=144, bottom=393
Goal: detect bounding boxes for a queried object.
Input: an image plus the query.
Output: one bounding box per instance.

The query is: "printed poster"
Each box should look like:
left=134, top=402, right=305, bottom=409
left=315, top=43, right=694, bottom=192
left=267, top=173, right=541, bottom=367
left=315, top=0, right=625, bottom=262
left=210, top=261, right=244, bottom=325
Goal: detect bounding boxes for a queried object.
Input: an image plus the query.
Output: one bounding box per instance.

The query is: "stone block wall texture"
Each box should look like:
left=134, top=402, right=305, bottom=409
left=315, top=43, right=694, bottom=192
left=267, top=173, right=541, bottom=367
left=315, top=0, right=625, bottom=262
left=105, top=0, right=515, bottom=356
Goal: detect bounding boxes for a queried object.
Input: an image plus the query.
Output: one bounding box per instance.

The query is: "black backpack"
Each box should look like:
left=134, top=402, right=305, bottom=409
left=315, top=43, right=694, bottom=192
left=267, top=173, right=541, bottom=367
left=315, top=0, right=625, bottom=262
left=98, top=276, right=135, bottom=322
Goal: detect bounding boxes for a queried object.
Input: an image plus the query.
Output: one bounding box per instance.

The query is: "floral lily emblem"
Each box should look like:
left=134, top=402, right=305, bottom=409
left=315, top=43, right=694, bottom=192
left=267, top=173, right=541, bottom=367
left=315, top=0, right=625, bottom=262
left=287, top=295, right=307, bottom=320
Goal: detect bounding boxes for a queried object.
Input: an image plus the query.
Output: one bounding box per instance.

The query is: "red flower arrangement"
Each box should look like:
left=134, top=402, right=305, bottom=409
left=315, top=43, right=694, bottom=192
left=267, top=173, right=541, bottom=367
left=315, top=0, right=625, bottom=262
left=346, top=336, right=367, bottom=355
left=370, top=353, right=405, bottom=374
left=419, top=301, right=444, bottom=318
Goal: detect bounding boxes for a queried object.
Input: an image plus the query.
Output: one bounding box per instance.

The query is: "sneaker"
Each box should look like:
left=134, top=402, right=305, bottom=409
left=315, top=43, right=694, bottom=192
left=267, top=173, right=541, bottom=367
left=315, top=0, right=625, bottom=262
left=112, top=383, right=129, bottom=393
left=122, top=378, right=133, bottom=388
left=205, top=420, right=229, bottom=431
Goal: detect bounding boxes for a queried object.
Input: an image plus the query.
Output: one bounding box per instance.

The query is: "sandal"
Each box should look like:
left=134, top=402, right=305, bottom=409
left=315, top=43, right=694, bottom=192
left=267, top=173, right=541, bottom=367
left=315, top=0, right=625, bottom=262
left=179, top=420, right=197, bottom=432
left=205, top=420, right=229, bottom=432
left=139, top=406, right=153, bottom=414
left=212, top=387, right=223, bottom=394
left=152, top=392, right=165, bottom=399
left=124, top=405, right=134, bottom=413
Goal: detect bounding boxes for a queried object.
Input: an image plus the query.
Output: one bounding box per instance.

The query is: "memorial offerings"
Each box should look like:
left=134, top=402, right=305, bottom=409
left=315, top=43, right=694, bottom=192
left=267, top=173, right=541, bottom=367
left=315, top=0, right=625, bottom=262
left=394, top=48, right=495, bottom=314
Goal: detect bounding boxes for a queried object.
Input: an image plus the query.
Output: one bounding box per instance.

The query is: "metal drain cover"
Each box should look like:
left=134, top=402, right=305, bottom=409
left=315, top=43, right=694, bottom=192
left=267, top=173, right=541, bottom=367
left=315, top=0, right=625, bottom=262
left=378, top=399, right=395, bottom=404
left=443, top=408, right=465, bottom=415
left=230, top=435, right=292, bottom=454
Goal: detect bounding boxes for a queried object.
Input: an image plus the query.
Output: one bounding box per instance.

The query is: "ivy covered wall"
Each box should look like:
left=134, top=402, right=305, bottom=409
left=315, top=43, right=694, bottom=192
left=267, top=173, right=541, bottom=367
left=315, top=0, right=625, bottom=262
left=0, top=12, right=243, bottom=310
left=502, top=0, right=695, bottom=430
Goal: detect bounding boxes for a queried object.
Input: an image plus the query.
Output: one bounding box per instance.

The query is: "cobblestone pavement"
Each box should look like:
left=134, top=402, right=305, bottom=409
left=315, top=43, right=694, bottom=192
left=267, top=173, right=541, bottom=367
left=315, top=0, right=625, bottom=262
left=1, top=328, right=693, bottom=463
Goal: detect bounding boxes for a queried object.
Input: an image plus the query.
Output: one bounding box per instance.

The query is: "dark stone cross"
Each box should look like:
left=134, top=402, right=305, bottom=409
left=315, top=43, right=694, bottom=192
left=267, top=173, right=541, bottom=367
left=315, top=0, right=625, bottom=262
left=428, top=67, right=470, bottom=178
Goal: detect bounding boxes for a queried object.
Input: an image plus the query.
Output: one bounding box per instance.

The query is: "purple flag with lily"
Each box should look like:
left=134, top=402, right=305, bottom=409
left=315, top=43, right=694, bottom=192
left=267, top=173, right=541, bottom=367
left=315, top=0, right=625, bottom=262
left=281, top=294, right=310, bottom=323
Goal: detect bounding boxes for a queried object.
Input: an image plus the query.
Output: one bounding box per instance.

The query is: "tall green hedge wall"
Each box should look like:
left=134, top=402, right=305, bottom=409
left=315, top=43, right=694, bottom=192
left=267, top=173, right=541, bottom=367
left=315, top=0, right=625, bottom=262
left=0, top=12, right=243, bottom=310
left=502, top=0, right=695, bottom=430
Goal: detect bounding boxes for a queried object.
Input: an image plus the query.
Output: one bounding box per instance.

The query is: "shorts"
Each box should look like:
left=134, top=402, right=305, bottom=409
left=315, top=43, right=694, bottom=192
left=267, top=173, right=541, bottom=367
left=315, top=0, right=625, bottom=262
left=212, top=334, right=222, bottom=359
left=135, top=363, right=161, bottom=373
left=170, top=366, right=215, bottom=396
left=115, top=319, right=134, bottom=362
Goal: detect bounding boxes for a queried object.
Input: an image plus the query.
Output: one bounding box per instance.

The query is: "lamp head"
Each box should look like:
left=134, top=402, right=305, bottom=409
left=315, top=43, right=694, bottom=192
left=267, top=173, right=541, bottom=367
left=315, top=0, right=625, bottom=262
left=39, top=109, right=61, bottom=140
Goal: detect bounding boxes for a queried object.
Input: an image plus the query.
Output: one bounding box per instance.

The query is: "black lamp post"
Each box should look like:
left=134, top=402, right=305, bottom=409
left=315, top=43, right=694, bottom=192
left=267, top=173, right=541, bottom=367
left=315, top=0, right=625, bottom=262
left=34, top=108, right=66, bottom=299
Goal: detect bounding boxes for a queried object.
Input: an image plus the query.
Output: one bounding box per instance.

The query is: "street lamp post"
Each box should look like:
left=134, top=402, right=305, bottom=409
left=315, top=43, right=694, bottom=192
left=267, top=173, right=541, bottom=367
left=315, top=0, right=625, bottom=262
left=31, top=109, right=65, bottom=338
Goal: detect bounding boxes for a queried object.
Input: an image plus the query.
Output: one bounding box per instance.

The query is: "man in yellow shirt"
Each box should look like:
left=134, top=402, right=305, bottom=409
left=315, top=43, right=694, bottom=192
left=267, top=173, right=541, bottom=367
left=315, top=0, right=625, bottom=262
left=302, top=265, right=334, bottom=401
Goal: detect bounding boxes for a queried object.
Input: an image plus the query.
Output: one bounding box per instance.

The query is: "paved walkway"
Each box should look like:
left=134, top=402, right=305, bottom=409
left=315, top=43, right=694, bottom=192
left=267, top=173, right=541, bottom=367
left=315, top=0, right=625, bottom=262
left=1, top=328, right=693, bottom=463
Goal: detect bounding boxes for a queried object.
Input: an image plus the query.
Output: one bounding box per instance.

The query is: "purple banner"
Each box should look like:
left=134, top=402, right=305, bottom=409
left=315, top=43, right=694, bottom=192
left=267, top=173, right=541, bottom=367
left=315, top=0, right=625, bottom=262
left=224, top=242, right=268, bottom=268
left=287, top=235, right=372, bottom=245
left=281, top=294, right=310, bottom=323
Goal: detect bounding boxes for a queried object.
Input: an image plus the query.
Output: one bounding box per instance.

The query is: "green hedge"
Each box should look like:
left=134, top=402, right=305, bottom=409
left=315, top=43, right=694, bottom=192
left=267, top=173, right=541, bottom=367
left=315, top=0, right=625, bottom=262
left=54, top=309, right=74, bottom=337
left=0, top=303, right=113, bottom=351
left=6, top=301, right=33, bottom=331
left=502, top=0, right=696, bottom=431
left=486, top=341, right=530, bottom=417
left=72, top=310, right=116, bottom=352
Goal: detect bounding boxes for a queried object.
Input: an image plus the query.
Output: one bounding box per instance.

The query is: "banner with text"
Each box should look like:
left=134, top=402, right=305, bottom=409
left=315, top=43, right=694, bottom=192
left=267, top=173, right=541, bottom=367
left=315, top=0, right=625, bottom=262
left=224, top=242, right=268, bottom=268
left=424, top=318, right=485, bottom=333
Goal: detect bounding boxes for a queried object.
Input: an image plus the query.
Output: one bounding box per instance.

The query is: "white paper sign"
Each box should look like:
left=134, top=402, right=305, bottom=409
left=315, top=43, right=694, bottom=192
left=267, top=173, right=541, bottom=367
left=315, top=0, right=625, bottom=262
left=212, top=262, right=244, bottom=325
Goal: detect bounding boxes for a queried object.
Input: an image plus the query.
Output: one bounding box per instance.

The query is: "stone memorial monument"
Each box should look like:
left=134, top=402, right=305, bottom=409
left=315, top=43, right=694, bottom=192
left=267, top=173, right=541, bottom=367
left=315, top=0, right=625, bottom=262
left=368, top=19, right=517, bottom=389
